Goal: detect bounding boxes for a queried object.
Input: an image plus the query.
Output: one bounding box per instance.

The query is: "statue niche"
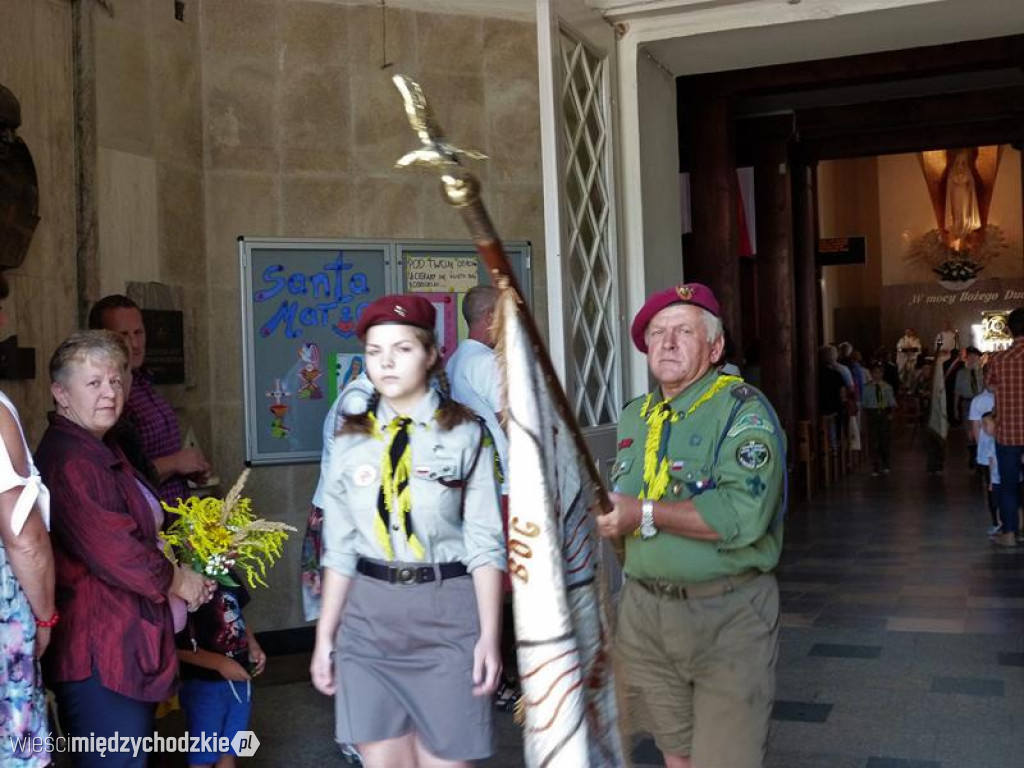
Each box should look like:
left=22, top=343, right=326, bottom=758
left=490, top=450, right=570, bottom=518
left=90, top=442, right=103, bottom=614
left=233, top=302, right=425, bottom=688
left=908, top=146, right=1008, bottom=287
left=919, top=146, right=1001, bottom=253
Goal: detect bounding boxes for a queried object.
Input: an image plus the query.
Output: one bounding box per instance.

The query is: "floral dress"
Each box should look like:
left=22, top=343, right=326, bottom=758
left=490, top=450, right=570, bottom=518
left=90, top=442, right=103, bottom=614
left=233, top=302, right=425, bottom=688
left=0, top=392, right=51, bottom=766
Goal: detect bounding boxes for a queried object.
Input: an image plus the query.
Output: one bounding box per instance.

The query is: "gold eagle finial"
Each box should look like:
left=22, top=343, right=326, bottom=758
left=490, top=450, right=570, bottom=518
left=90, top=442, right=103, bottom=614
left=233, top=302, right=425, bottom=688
left=392, top=75, right=487, bottom=171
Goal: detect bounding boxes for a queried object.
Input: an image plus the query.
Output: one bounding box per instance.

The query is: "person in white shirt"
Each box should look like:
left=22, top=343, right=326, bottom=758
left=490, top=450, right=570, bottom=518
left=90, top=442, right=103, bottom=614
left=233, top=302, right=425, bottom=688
left=977, top=412, right=1002, bottom=535
left=968, top=364, right=995, bottom=468
left=444, top=285, right=519, bottom=711
left=445, top=286, right=508, bottom=495
left=897, top=328, right=922, bottom=387
left=934, top=319, right=959, bottom=354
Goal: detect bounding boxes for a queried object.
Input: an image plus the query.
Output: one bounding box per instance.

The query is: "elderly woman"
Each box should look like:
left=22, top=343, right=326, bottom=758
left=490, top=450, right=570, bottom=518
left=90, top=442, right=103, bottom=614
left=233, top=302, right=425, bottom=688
left=35, top=331, right=211, bottom=767
left=0, top=270, right=56, bottom=767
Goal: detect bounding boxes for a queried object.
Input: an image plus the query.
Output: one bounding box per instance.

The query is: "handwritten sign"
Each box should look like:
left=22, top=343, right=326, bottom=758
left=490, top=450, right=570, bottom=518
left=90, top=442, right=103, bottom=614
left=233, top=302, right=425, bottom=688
left=405, top=255, right=479, bottom=293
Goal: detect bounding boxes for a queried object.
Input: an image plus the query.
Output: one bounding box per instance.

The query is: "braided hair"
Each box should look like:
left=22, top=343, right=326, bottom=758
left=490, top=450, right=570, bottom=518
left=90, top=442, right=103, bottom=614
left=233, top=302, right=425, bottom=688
left=339, top=326, right=473, bottom=435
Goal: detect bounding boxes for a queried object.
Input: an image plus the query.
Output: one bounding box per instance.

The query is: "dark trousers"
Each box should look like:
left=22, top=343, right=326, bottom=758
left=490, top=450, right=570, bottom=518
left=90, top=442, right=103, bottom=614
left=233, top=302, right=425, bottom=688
left=53, top=670, right=155, bottom=767
left=866, top=409, right=891, bottom=471
left=995, top=442, right=1023, bottom=534
left=983, top=468, right=1001, bottom=527
left=925, top=430, right=945, bottom=472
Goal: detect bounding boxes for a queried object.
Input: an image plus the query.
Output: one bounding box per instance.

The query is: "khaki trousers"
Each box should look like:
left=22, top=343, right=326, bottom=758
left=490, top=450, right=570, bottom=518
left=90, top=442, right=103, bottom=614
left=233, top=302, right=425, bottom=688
left=617, top=572, right=779, bottom=767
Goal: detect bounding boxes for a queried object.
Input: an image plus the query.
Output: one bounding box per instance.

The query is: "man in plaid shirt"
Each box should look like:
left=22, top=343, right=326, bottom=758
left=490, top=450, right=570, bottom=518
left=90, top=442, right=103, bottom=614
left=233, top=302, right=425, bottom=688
left=988, top=307, right=1024, bottom=547
left=89, top=295, right=211, bottom=507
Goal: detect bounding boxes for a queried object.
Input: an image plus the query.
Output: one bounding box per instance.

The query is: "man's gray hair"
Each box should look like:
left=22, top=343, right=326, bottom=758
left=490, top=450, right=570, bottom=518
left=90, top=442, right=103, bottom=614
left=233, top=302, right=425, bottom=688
left=462, top=285, right=498, bottom=325
left=702, top=309, right=723, bottom=345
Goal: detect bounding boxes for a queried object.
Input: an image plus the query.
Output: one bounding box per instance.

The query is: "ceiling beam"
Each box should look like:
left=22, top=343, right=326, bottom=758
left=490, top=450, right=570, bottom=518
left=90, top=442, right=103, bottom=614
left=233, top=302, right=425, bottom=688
left=679, top=34, right=1024, bottom=98
left=794, top=116, right=1024, bottom=162
left=795, top=85, right=1024, bottom=139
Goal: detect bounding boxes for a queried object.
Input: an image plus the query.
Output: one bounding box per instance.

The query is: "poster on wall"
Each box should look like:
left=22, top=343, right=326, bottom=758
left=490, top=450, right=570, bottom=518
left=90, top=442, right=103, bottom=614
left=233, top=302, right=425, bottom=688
left=241, top=238, right=532, bottom=465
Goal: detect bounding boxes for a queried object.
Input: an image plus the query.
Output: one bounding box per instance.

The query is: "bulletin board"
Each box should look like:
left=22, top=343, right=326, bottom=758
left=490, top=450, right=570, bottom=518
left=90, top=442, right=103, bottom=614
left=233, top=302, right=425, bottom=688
left=240, top=237, right=531, bottom=465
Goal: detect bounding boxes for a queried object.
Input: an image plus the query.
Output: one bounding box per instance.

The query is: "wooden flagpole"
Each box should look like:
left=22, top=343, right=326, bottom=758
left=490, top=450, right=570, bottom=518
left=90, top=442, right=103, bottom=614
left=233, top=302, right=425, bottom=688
left=390, top=74, right=613, bottom=518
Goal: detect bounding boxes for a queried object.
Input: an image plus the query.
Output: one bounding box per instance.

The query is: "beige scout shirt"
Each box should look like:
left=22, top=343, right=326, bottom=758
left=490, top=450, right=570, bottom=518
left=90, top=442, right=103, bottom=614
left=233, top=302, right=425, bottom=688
left=320, top=389, right=506, bottom=577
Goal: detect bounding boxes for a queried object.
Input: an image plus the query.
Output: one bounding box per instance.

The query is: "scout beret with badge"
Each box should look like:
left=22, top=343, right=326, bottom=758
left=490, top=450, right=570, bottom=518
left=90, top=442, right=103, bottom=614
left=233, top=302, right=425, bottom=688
left=356, top=294, right=436, bottom=340
left=630, top=282, right=721, bottom=353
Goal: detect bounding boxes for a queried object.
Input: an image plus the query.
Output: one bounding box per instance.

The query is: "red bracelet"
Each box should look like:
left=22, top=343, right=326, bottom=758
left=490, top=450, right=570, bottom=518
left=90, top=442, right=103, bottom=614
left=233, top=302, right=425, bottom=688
left=35, top=611, right=59, bottom=628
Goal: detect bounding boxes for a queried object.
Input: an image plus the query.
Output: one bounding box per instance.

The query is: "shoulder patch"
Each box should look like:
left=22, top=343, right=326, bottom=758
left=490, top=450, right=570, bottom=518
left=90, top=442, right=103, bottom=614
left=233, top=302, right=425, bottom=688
left=731, top=383, right=757, bottom=402
left=736, top=439, right=771, bottom=471
left=727, top=411, right=775, bottom=438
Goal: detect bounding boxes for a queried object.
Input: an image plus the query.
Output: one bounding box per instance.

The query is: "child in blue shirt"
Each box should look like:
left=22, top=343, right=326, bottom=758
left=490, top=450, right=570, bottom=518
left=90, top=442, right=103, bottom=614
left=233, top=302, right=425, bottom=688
left=977, top=412, right=1001, bottom=536
left=176, top=579, right=266, bottom=767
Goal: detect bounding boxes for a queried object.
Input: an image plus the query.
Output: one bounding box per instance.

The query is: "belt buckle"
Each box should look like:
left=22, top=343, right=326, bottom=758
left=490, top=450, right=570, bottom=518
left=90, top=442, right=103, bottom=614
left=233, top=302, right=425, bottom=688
left=397, top=567, right=415, bottom=585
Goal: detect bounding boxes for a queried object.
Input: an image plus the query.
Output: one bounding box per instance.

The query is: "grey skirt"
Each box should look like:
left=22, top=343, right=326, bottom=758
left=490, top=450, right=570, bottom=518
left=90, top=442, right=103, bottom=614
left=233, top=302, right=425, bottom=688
left=335, top=561, right=495, bottom=761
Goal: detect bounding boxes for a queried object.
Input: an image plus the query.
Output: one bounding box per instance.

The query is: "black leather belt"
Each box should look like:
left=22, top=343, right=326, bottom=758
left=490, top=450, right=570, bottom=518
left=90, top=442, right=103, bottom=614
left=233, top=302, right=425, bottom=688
left=356, top=558, right=468, bottom=585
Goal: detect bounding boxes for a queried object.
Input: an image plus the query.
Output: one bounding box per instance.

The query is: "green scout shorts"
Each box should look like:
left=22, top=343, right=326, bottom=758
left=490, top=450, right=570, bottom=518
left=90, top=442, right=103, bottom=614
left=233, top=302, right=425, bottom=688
left=616, top=571, right=779, bottom=766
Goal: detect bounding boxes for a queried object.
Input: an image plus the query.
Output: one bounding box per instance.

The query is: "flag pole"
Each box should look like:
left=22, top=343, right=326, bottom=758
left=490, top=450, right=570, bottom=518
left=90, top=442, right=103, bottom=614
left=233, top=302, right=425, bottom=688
left=391, top=74, right=614, bottom=519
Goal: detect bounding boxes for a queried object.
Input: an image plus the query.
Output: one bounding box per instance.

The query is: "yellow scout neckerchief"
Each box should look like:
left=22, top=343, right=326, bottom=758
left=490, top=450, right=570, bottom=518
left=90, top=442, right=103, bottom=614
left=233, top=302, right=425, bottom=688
left=370, top=413, right=425, bottom=560
left=638, top=374, right=742, bottom=501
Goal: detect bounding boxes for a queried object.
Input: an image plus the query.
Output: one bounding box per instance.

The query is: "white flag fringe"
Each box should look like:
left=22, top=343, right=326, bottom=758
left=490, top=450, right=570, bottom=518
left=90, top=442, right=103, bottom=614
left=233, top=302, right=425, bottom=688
left=495, top=287, right=628, bottom=768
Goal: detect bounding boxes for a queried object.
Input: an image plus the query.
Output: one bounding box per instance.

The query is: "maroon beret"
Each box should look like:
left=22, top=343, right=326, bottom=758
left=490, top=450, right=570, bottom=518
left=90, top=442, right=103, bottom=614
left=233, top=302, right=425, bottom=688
left=356, top=294, right=436, bottom=340
left=630, top=283, right=721, bottom=353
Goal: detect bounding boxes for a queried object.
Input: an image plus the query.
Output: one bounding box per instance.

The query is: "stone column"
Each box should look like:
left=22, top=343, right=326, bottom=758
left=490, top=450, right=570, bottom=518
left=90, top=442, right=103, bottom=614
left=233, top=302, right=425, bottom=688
left=689, top=97, right=741, bottom=349
left=793, top=160, right=820, bottom=424
left=754, top=139, right=797, bottom=450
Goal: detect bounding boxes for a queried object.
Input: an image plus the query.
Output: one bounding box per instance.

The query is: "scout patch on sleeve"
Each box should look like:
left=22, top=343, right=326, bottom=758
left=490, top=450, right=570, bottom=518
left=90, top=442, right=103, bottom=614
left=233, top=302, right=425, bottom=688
left=727, top=411, right=775, bottom=438
left=736, top=439, right=771, bottom=471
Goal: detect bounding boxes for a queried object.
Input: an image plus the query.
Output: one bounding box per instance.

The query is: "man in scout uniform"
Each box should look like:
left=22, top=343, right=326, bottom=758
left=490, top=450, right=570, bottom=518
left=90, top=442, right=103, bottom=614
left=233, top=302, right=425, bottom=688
left=596, top=282, right=785, bottom=768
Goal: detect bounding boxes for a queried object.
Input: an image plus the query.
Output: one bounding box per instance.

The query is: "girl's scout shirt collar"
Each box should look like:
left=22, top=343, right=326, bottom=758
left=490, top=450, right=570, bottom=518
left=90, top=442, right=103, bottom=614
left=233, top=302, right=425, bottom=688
left=375, top=388, right=440, bottom=427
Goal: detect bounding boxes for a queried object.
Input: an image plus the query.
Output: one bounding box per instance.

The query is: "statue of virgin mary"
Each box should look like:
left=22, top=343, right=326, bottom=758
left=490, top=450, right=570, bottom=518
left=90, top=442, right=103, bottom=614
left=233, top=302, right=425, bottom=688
left=944, top=149, right=981, bottom=248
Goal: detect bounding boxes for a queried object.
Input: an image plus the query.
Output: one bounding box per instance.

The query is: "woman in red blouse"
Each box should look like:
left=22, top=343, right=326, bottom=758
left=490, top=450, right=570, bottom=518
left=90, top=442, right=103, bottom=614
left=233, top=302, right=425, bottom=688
left=36, top=332, right=212, bottom=768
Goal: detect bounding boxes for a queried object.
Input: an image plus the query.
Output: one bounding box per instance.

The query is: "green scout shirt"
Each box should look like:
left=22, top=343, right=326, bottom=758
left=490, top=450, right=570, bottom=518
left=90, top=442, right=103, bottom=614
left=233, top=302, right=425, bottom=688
left=611, top=368, right=785, bottom=584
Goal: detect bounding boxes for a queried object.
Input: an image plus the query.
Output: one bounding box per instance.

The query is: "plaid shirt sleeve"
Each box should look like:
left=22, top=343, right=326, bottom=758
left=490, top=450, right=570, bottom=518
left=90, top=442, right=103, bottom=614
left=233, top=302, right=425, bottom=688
left=992, top=344, right=1024, bottom=445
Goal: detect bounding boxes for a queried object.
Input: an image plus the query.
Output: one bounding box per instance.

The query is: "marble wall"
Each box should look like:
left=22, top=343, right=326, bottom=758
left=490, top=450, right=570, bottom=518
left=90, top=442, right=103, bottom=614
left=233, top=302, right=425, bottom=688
left=198, top=1, right=544, bottom=631
left=0, top=0, right=77, bottom=443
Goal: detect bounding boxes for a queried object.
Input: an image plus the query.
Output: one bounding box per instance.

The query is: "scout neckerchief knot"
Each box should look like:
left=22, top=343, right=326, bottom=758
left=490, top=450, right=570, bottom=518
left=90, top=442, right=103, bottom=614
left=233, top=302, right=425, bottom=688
left=637, top=374, right=743, bottom=503
left=374, top=414, right=425, bottom=560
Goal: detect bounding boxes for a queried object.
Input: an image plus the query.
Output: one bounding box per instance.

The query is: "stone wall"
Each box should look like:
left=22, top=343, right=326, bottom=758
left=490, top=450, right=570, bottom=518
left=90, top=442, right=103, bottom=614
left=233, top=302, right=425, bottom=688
left=92, top=0, right=213, bottom=457
left=198, top=1, right=544, bottom=631
left=0, top=0, right=77, bottom=443
left=1, top=0, right=543, bottom=634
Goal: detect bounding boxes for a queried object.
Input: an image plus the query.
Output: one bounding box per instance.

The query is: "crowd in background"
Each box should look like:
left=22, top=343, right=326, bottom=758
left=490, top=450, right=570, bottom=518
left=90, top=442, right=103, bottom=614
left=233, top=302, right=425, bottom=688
left=816, top=319, right=1023, bottom=548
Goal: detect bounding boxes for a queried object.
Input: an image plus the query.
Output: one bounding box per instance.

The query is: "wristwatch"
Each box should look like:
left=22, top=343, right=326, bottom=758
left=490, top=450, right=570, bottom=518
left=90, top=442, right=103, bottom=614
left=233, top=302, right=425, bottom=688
left=639, top=500, right=658, bottom=540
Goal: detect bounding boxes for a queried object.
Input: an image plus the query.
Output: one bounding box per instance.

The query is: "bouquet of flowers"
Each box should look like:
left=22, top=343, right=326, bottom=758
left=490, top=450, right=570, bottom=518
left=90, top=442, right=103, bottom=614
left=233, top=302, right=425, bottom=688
left=934, top=258, right=983, bottom=282
left=160, top=469, right=296, bottom=588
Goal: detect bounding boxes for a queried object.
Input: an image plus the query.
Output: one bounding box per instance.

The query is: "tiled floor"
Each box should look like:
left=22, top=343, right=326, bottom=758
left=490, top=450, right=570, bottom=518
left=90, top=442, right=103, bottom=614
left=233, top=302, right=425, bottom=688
left=243, top=429, right=1024, bottom=767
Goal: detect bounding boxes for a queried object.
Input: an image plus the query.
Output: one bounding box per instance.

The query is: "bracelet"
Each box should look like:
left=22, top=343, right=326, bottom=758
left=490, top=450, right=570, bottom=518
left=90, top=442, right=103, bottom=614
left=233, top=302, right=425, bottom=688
left=35, top=611, right=59, bottom=629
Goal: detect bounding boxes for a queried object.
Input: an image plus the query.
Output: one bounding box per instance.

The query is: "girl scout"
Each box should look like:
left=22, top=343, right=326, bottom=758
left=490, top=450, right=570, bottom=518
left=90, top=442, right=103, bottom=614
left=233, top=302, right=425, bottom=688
left=311, top=294, right=506, bottom=767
